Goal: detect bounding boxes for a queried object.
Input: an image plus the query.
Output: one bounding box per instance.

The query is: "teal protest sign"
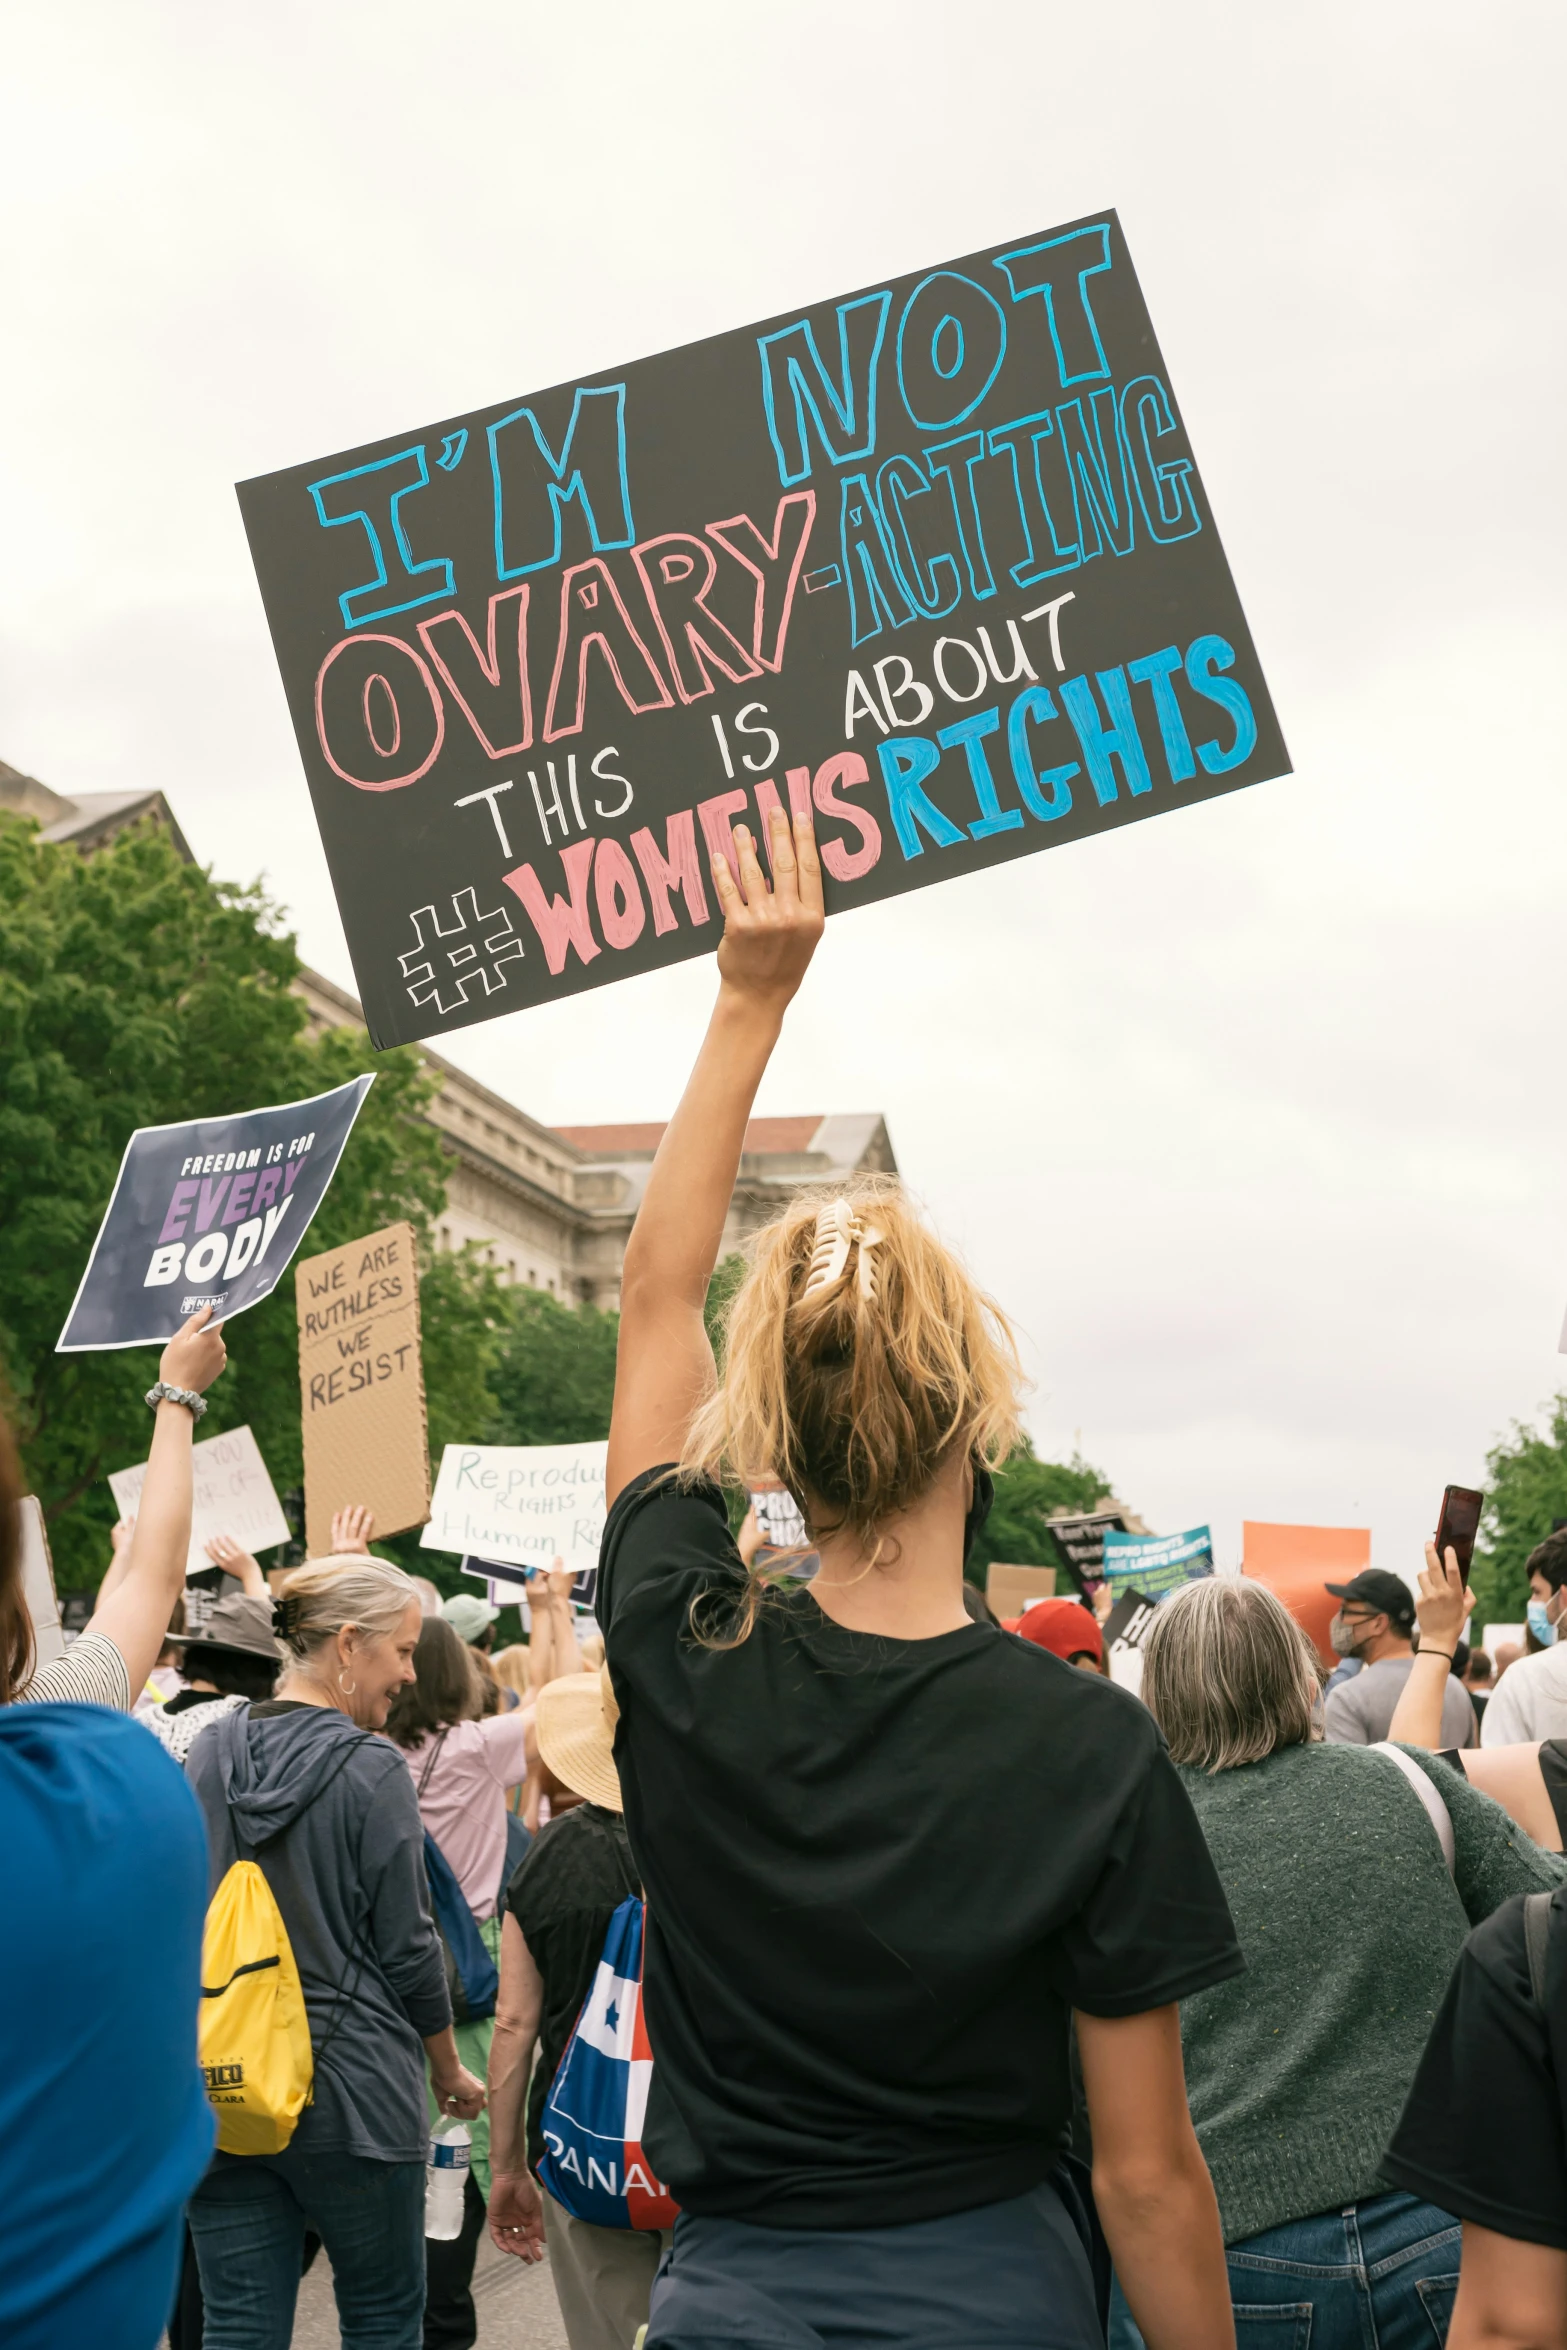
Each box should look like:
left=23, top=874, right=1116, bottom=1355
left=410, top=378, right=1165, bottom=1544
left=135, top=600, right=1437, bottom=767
left=1102, top=1525, right=1214, bottom=1605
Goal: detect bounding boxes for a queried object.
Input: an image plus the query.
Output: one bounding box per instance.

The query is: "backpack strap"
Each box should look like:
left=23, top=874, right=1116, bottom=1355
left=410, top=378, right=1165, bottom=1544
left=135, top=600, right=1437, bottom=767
left=1370, top=1742, right=1456, bottom=1876
left=1525, top=1891, right=1554, bottom=2009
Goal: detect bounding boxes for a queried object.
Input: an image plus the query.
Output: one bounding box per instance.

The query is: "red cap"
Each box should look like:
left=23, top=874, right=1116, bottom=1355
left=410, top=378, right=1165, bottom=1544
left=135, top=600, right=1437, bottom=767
left=1005, top=1597, right=1104, bottom=1664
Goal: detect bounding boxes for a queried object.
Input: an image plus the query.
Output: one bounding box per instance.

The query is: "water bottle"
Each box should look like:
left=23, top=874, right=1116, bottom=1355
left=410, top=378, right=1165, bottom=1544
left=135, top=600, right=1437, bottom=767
left=424, top=2118, right=471, bottom=2239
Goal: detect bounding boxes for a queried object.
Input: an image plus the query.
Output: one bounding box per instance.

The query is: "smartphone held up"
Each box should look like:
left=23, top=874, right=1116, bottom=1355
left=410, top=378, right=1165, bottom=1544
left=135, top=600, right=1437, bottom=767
left=1434, top=1485, right=1484, bottom=1585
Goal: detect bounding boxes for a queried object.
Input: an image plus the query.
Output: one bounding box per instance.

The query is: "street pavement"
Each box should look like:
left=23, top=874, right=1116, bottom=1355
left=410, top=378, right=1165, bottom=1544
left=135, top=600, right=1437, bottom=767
left=289, top=2234, right=570, bottom=2346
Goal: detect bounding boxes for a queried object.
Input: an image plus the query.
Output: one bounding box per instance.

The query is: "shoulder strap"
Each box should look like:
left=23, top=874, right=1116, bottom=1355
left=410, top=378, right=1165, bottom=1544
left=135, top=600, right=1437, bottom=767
left=1525, top=1891, right=1553, bottom=2008
left=1370, top=1742, right=1456, bottom=1876
left=416, top=1728, right=449, bottom=1798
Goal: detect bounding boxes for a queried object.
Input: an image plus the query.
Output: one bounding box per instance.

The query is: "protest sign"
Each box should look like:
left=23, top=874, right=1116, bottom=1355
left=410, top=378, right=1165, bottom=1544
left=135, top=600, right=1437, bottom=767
left=1243, top=1520, right=1370, bottom=1665
left=1043, top=1508, right=1128, bottom=1591
left=749, top=1481, right=808, bottom=1551
left=424, top=1440, right=606, bottom=1580
left=460, top=1553, right=599, bottom=1613
left=57, top=1076, right=373, bottom=1351
left=1102, top=1524, right=1214, bottom=1604
left=19, top=1497, right=67, bottom=1673
left=238, top=212, right=1289, bottom=1050
left=107, top=1423, right=291, bottom=1579
left=1103, top=1586, right=1156, bottom=1695
left=296, top=1220, right=428, bottom=1554
left=986, top=1561, right=1058, bottom=1619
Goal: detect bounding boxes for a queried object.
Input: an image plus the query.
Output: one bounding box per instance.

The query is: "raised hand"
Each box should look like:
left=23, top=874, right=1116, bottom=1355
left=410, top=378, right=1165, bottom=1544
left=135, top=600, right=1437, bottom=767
left=1416, top=1541, right=1475, bottom=1656
left=711, top=804, right=825, bottom=1011
left=330, top=1504, right=375, bottom=1556
left=205, top=1533, right=267, bottom=1596
left=159, top=1304, right=227, bottom=1395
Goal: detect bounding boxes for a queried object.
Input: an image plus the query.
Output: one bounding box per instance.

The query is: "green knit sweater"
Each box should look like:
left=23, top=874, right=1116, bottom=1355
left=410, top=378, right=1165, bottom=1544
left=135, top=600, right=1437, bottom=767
left=1177, top=1741, right=1565, bottom=2244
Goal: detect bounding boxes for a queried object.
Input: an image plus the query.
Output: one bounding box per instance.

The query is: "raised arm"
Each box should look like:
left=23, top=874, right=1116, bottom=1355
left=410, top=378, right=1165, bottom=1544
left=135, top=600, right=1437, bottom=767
left=605, top=804, right=823, bottom=1508
left=85, top=1310, right=227, bottom=1696
left=1388, top=1543, right=1474, bottom=1748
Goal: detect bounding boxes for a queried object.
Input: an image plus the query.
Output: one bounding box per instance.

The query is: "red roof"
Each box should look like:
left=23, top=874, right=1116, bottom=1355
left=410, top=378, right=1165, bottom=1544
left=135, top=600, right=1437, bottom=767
left=556, top=1117, right=823, bottom=1157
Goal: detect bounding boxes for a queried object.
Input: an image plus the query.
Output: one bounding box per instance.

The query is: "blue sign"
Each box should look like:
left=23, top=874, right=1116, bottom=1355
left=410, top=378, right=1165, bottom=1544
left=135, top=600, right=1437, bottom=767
left=1102, top=1525, right=1214, bottom=1604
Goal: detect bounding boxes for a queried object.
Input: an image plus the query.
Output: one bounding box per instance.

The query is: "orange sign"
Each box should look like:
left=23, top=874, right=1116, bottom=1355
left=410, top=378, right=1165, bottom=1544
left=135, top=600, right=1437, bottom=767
left=1242, top=1521, right=1371, bottom=1665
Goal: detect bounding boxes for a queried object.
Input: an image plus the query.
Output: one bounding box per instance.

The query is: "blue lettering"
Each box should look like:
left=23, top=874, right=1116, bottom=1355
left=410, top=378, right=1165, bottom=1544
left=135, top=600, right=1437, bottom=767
left=308, top=447, right=455, bottom=631
left=839, top=475, right=917, bottom=647
left=875, top=455, right=961, bottom=619
left=1127, top=647, right=1195, bottom=782
left=489, top=385, right=634, bottom=580
left=1055, top=391, right=1136, bottom=561
left=896, top=271, right=1008, bottom=431
left=757, top=294, right=892, bottom=486
left=985, top=411, right=1081, bottom=586
left=1121, top=376, right=1201, bottom=543
left=921, top=432, right=997, bottom=601
left=937, top=708, right=1022, bottom=839
left=1059, top=669, right=1153, bottom=803
left=992, top=225, right=1114, bottom=389
left=876, top=737, right=966, bottom=859
left=1185, top=636, right=1258, bottom=773
left=1007, top=688, right=1078, bottom=821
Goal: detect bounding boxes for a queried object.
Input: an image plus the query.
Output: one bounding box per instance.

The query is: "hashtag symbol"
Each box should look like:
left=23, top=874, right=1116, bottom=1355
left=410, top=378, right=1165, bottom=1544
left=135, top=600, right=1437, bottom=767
left=399, top=888, right=525, bottom=1015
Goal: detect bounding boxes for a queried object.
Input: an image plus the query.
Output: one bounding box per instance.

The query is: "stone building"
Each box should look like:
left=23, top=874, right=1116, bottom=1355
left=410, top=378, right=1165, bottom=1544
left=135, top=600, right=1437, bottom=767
left=4, top=762, right=898, bottom=1307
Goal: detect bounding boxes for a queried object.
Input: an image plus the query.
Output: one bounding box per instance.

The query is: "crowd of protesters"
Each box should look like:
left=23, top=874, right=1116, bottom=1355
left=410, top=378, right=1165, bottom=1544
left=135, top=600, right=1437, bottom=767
left=4, top=804, right=1567, bottom=2350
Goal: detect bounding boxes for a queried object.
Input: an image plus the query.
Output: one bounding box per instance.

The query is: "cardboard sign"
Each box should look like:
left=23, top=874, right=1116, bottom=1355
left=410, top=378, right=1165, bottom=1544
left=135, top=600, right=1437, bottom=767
left=18, top=1498, right=67, bottom=1673
left=1044, top=1508, right=1128, bottom=1590
left=1243, top=1520, right=1371, bottom=1666
left=296, top=1220, right=429, bottom=1555
left=107, top=1422, right=291, bottom=1579
left=423, top=1440, right=606, bottom=1579
left=238, top=211, right=1289, bottom=1050
left=58, top=1077, right=373, bottom=1351
left=986, top=1560, right=1059, bottom=1620
left=1102, top=1524, right=1214, bottom=1604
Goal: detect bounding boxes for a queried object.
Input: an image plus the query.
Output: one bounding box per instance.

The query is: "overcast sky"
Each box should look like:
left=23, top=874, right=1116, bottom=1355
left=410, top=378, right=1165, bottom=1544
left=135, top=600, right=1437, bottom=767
left=3, top=1, right=1563, bottom=1584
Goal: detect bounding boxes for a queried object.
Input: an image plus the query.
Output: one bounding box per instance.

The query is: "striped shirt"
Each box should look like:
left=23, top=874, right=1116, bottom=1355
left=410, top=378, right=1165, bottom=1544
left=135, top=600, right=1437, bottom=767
left=22, top=1631, right=133, bottom=1711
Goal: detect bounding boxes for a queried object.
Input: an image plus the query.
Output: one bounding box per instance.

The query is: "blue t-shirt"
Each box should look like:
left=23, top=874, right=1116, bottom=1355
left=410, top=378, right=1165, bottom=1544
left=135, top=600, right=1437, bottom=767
left=0, top=1702, right=214, bottom=2349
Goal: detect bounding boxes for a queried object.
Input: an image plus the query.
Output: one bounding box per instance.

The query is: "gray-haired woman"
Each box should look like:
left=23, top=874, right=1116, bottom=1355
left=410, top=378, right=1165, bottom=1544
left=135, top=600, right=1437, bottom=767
left=1131, top=1575, right=1564, bottom=2350
left=185, top=1555, right=485, bottom=2350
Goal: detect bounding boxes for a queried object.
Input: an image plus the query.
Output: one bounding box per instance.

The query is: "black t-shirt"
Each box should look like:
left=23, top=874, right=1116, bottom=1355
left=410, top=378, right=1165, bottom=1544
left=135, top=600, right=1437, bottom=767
left=506, top=1801, right=639, bottom=2169
left=598, top=1468, right=1243, bottom=2229
left=1384, top=1888, right=1567, bottom=2249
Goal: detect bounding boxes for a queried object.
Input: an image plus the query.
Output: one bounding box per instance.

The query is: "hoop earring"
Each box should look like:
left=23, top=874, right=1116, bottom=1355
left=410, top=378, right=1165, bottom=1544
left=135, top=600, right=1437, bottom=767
left=338, top=1672, right=358, bottom=1697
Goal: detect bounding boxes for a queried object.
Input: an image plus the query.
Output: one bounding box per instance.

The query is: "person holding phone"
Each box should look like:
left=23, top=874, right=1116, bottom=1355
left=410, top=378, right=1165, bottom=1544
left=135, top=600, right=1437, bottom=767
left=1322, top=1568, right=1477, bottom=1748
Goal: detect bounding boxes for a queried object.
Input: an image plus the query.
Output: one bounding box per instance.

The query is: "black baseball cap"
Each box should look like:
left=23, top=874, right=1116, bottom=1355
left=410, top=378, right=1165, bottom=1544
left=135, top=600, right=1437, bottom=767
left=1324, top=1569, right=1414, bottom=1630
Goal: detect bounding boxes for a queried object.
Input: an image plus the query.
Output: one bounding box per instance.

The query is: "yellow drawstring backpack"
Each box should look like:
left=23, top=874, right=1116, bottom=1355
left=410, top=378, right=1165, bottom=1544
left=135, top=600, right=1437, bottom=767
left=198, top=1729, right=372, bottom=2154
left=199, top=1858, right=313, bottom=2154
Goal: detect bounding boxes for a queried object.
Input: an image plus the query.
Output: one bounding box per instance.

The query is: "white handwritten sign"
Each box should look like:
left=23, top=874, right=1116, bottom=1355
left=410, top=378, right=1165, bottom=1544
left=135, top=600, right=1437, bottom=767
left=108, top=1422, right=291, bottom=1579
left=421, top=1441, right=606, bottom=1579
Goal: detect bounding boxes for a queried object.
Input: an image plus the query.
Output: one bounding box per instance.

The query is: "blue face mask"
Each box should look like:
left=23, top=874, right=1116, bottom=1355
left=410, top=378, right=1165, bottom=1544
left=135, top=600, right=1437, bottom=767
left=1527, top=1599, right=1558, bottom=1647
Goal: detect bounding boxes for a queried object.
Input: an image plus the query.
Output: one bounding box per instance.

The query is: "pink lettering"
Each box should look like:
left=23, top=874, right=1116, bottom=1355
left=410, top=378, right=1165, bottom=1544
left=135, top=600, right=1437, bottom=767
left=195, top=1175, right=232, bottom=1234
left=630, top=532, right=760, bottom=704
left=252, top=1166, right=282, bottom=1215
left=417, top=586, right=532, bottom=757
left=503, top=840, right=601, bottom=974
left=542, top=559, right=674, bottom=743
left=705, top=492, right=816, bottom=673
left=811, top=752, right=882, bottom=882
left=629, top=810, right=710, bottom=937
left=157, top=1178, right=200, bottom=1246
left=315, top=634, right=446, bottom=792
left=222, top=1170, right=258, bottom=1225
left=593, top=837, right=646, bottom=951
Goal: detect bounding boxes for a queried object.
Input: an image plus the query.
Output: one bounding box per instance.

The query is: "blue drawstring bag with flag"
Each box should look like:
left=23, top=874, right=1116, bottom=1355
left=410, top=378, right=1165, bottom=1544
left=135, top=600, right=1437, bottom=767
left=537, top=1896, right=679, bottom=2230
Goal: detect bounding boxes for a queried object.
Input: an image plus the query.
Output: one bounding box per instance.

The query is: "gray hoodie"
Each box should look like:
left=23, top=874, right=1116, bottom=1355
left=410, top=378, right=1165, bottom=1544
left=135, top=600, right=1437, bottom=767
left=188, top=1701, right=450, bottom=2163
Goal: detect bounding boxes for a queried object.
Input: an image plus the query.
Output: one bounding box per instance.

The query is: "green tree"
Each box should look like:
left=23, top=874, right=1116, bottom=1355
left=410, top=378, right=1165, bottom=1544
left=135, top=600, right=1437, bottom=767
left=486, top=1286, right=620, bottom=1446
left=0, top=813, right=496, bottom=1590
left=968, top=1437, right=1115, bottom=1582
left=1469, top=1395, right=1567, bottom=1629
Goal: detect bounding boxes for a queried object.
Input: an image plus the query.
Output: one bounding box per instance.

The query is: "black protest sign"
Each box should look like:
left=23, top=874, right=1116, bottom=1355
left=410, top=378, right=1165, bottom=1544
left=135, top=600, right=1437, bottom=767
left=57, top=1077, right=373, bottom=1351
left=238, top=211, right=1289, bottom=1051
left=1044, top=1507, right=1129, bottom=1591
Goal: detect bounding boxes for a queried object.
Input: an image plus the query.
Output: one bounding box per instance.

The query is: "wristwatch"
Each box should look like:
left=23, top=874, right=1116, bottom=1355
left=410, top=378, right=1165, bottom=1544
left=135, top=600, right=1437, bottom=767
left=144, top=1381, right=208, bottom=1420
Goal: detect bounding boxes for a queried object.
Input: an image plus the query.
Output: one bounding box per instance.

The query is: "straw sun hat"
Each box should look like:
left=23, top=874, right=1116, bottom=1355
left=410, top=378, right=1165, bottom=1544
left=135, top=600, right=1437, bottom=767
left=535, top=1665, right=623, bottom=1812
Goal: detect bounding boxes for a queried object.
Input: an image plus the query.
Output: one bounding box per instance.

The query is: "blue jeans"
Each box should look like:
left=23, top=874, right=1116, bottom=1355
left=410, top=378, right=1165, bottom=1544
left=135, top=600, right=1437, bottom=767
left=1108, top=2191, right=1460, bottom=2349
left=188, top=2146, right=426, bottom=2350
